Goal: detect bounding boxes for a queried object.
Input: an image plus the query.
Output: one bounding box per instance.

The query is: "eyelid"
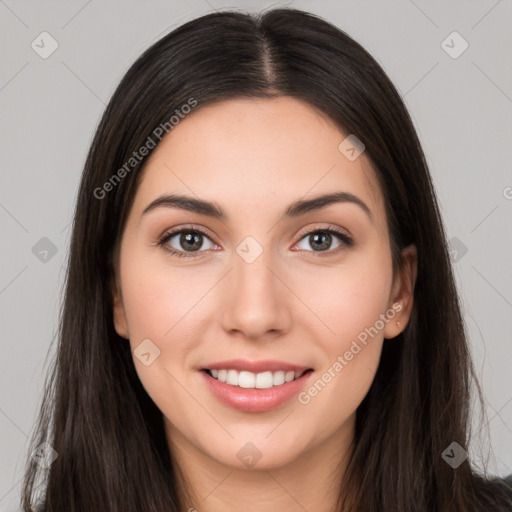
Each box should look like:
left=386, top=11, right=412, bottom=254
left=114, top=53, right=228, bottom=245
left=157, top=223, right=354, bottom=258
left=295, top=223, right=352, bottom=242
left=292, top=224, right=354, bottom=257
left=157, top=225, right=217, bottom=255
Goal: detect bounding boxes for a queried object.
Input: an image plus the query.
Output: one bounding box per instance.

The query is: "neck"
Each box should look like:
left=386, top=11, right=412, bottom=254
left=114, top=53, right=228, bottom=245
left=166, top=416, right=355, bottom=512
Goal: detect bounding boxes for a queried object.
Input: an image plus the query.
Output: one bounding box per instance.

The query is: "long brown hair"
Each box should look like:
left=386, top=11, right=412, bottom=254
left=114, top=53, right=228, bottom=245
left=21, top=8, right=512, bottom=511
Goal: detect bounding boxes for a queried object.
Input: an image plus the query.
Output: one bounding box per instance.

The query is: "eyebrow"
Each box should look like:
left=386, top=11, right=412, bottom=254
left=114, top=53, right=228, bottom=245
left=142, top=191, right=373, bottom=223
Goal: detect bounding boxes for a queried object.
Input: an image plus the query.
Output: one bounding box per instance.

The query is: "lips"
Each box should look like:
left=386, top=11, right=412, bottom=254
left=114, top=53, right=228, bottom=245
left=200, top=358, right=311, bottom=374
left=199, top=359, right=314, bottom=412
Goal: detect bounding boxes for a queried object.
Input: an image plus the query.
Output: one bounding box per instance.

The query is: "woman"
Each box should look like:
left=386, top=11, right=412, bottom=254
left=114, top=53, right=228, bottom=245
left=21, top=7, right=512, bottom=512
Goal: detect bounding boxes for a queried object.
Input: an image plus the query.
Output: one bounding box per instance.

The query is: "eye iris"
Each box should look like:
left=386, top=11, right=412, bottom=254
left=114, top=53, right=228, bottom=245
left=180, top=232, right=202, bottom=251
left=310, top=232, right=331, bottom=251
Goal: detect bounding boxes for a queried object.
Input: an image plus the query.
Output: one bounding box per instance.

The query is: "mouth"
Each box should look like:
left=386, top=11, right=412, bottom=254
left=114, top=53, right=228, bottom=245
left=199, top=365, right=314, bottom=413
left=202, top=368, right=313, bottom=389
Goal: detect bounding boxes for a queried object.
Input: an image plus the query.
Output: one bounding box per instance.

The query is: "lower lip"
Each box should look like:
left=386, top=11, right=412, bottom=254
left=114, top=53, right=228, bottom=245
left=200, top=369, right=314, bottom=412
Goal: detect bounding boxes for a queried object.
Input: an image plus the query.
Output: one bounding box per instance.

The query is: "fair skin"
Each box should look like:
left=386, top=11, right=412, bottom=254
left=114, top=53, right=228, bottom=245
left=111, top=96, right=417, bottom=512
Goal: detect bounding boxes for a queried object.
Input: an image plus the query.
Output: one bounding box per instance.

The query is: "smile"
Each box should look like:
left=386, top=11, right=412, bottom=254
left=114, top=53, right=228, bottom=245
left=200, top=366, right=314, bottom=413
left=205, top=368, right=310, bottom=389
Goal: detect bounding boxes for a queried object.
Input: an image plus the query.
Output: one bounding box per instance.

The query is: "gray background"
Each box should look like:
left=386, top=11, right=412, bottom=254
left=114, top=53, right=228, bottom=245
left=1, top=0, right=511, bottom=510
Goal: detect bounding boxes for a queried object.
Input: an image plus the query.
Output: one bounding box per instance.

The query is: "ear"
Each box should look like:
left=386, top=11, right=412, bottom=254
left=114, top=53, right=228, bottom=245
left=383, top=244, right=417, bottom=340
left=110, top=275, right=129, bottom=340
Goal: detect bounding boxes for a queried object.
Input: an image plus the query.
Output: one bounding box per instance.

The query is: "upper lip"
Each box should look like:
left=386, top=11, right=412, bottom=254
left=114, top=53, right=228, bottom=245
left=200, top=359, right=312, bottom=374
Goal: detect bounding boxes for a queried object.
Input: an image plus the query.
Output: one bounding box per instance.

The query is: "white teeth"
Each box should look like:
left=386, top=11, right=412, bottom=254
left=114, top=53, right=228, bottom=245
left=207, top=368, right=308, bottom=389
left=273, top=370, right=285, bottom=386
left=255, top=371, right=273, bottom=389
left=238, top=371, right=255, bottom=388
left=226, top=369, right=239, bottom=386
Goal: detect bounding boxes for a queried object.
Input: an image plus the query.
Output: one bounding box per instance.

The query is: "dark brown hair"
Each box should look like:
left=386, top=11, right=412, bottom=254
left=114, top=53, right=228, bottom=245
left=21, top=7, right=512, bottom=512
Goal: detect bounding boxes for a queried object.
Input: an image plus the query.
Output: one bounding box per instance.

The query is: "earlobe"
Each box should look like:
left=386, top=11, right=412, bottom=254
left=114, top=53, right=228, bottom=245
left=383, top=244, right=418, bottom=339
left=111, top=278, right=129, bottom=340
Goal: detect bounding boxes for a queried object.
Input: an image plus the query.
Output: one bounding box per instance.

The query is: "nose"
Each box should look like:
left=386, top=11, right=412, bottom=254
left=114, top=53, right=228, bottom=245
left=220, top=246, right=291, bottom=341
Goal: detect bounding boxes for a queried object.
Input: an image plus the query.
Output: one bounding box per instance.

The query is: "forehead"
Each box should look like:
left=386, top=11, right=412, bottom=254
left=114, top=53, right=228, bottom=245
left=133, top=96, right=386, bottom=231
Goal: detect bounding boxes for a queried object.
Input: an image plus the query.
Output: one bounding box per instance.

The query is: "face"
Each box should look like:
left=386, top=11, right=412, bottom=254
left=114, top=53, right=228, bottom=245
left=111, top=96, right=416, bottom=473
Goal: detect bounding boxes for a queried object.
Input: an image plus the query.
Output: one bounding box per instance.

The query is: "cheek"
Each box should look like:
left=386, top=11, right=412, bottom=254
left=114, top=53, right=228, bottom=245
left=118, top=253, right=214, bottom=421
left=119, top=249, right=216, bottom=371
left=295, top=250, right=392, bottom=348
left=291, top=249, right=392, bottom=410
left=120, top=238, right=204, bottom=336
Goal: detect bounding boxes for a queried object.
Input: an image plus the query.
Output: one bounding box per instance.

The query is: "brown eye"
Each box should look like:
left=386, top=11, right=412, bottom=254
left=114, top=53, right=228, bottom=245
left=158, top=228, right=215, bottom=257
left=295, top=228, right=353, bottom=254
left=176, top=231, right=204, bottom=252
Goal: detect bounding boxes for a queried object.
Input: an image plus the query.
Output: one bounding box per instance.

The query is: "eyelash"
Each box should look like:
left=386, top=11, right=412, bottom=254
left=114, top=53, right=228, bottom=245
left=157, top=226, right=354, bottom=259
